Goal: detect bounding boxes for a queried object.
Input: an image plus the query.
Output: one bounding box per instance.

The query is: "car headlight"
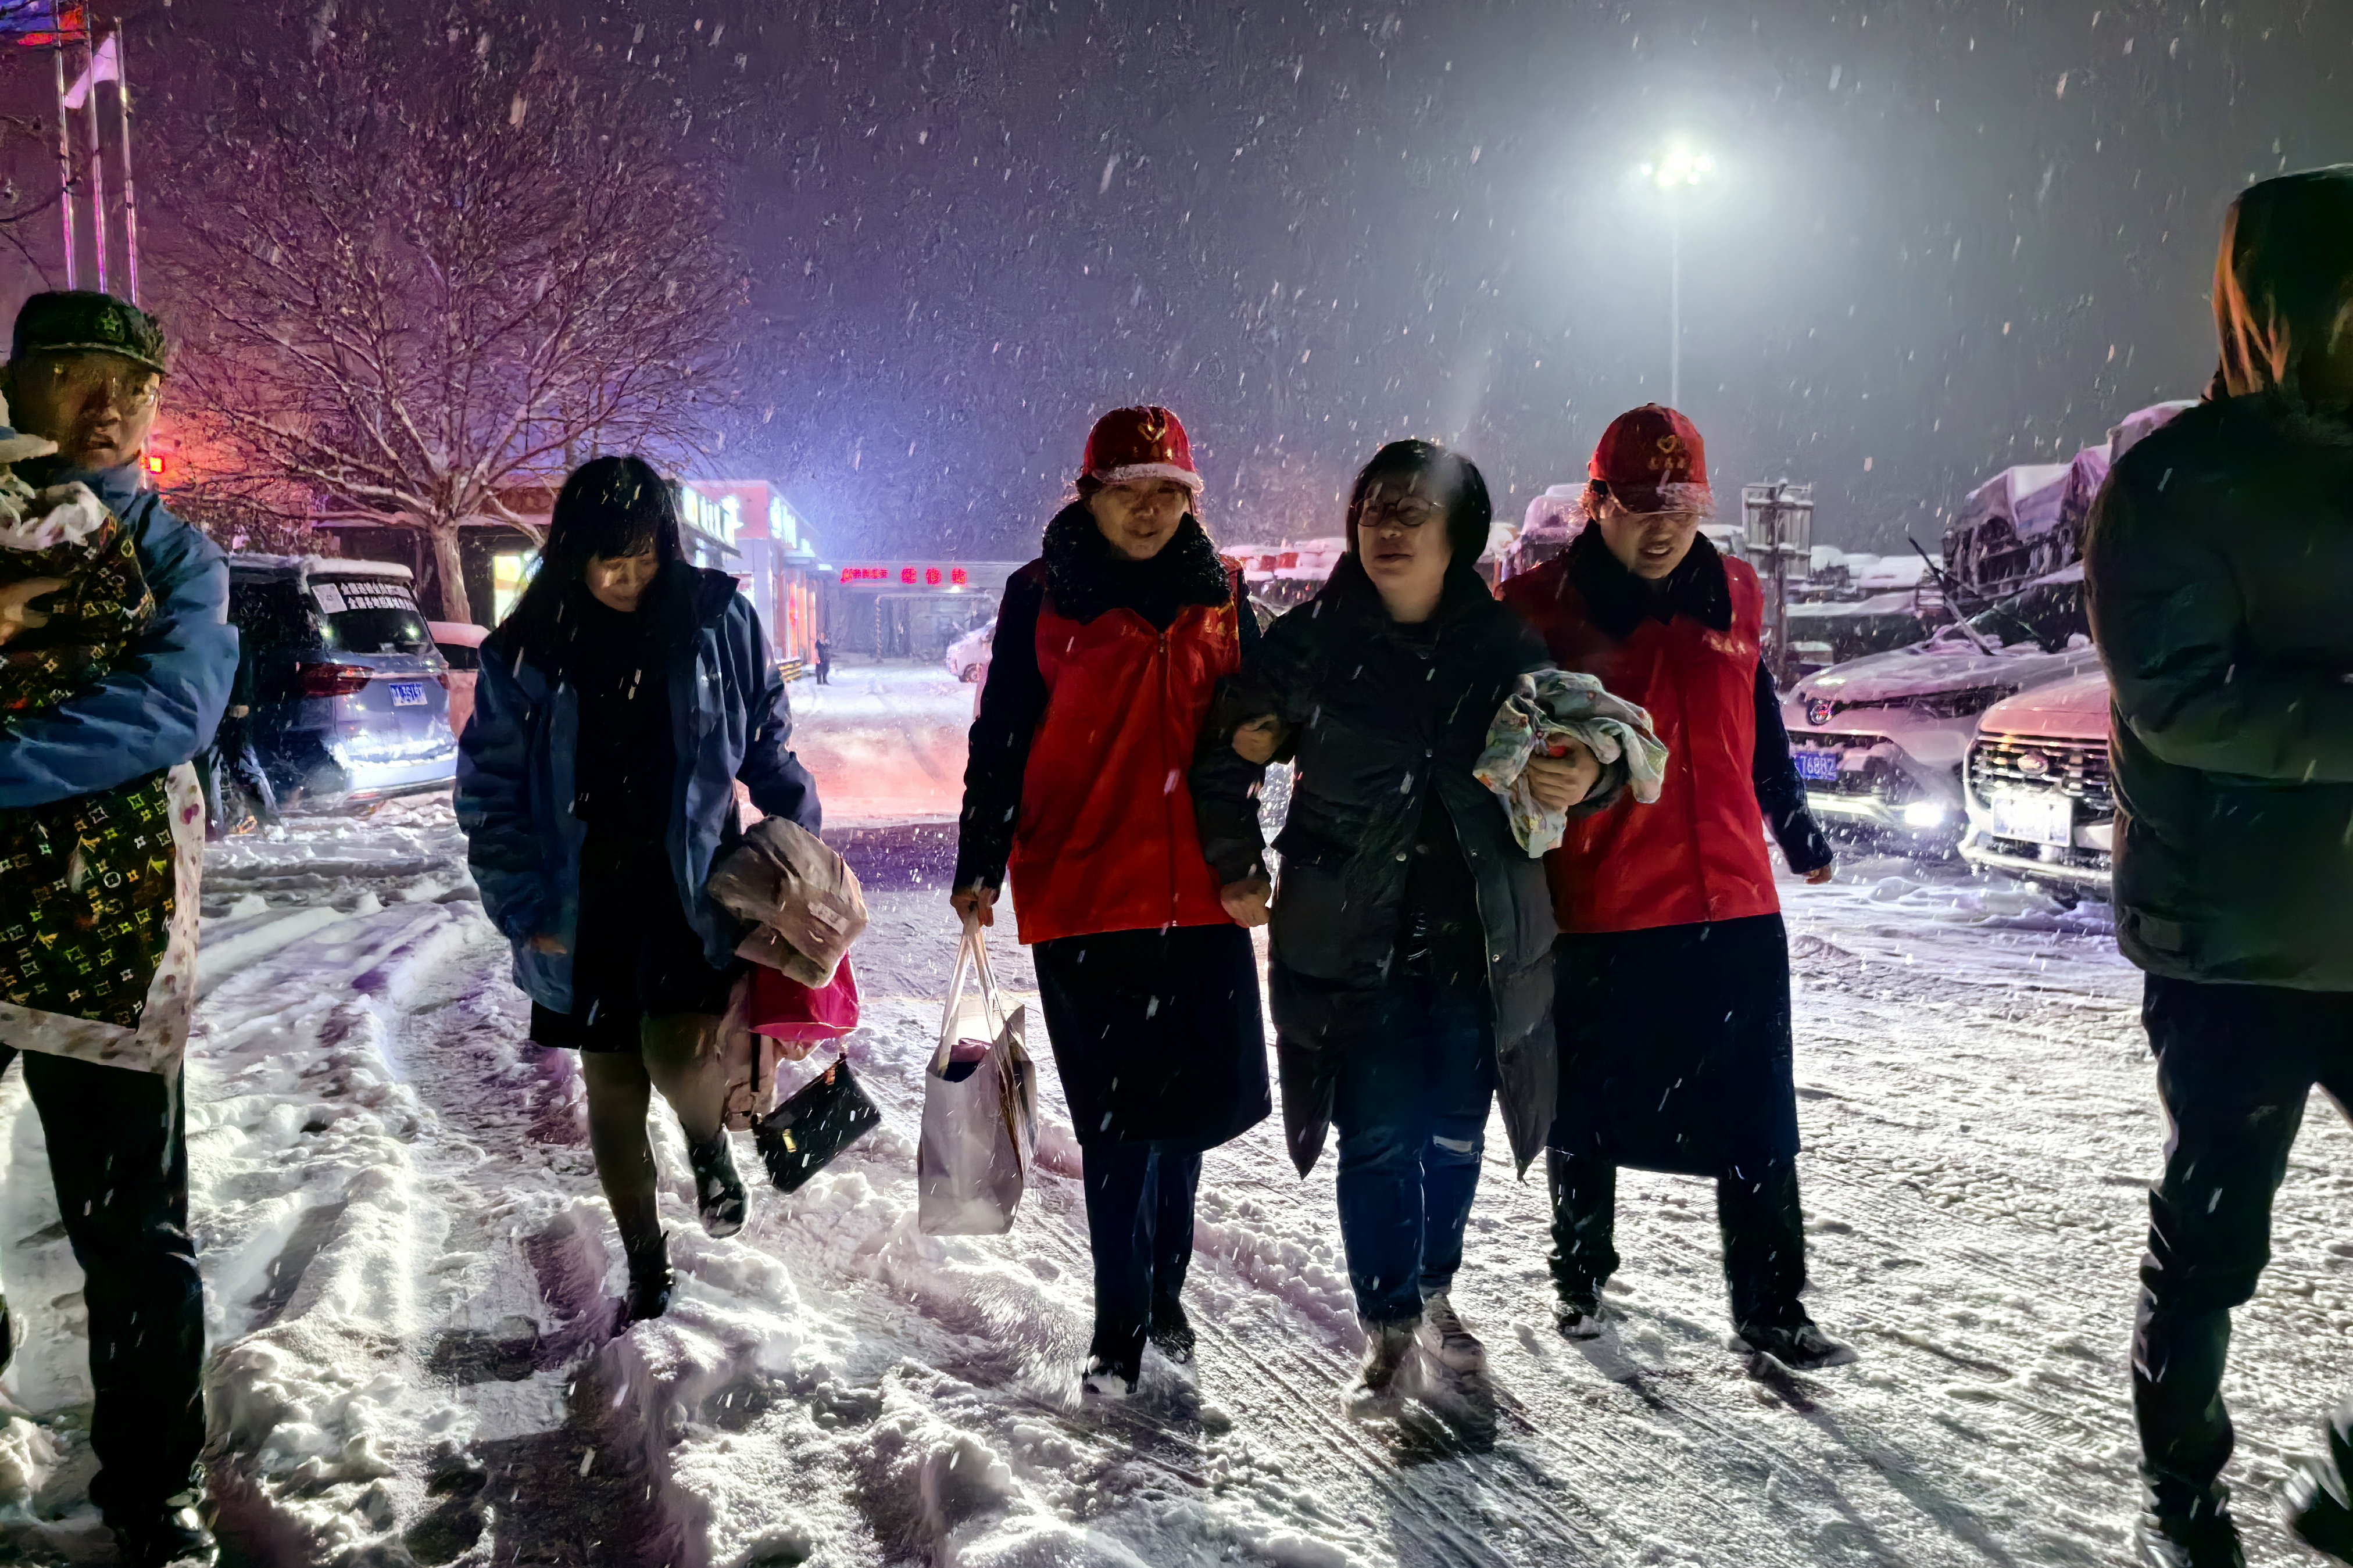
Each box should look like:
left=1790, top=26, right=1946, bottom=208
left=1915, top=685, right=2015, bottom=720
left=1901, top=800, right=1951, bottom=828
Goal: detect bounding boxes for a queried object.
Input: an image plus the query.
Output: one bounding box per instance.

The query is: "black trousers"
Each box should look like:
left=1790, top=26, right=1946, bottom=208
left=1080, top=1143, right=1201, bottom=1363
left=0, top=1046, right=204, bottom=1517
left=1547, top=1151, right=1810, bottom=1330
left=2133, top=974, right=2353, bottom=1517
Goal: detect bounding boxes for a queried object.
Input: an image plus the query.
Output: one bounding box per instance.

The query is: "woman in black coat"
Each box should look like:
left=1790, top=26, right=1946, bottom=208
left=1192, top=441, right=1610, bottom=1413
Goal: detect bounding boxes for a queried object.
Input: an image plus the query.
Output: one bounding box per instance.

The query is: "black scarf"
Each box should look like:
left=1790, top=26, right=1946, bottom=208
left=1566, top=524, right=1732, bottom=640
left=1040, top=502, right=1232, bottom=629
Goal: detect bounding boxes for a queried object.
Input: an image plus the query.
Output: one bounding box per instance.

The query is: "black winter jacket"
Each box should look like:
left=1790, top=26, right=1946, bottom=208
left=1192, top=556, right=1619, bottom=1175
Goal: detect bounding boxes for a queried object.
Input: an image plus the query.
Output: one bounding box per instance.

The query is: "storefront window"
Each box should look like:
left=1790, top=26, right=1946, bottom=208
left=491, top=550, right=540, bottom=624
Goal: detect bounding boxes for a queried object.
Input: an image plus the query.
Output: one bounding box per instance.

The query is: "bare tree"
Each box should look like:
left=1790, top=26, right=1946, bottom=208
left=165, top=10, right=738, bottom=621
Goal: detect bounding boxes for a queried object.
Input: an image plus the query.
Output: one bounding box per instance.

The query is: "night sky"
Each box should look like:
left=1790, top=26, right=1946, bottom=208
left=47, top=1, right=2353, bottom=562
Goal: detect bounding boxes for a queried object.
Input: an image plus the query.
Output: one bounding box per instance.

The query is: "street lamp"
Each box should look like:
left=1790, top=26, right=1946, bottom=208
left=1634, top=145, right=1718, bottom=408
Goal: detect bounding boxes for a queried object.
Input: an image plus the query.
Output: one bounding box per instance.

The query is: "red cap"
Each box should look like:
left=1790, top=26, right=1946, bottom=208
left=1079, top=405, right=1203, bottom=493
left=1586, top=404, right=1712, bottom=514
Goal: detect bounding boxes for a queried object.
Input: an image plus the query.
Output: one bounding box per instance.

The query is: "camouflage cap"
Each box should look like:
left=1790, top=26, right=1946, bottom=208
left=10, top=290, right=169, bottom=375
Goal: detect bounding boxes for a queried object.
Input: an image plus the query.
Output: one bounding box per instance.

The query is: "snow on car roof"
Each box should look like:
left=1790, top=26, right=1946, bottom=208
left=227, top=552, right=416, bottom=584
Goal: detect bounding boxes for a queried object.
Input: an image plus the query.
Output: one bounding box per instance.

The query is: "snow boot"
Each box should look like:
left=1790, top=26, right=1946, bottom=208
left=688, top=1130, right=748, bottom=1238
left=2286, top=1402, right=2353, bottom=1564
left=2134, top=1503, right=2244, bottom=1568
left=1418, top=1293, right=1487, bottom=1377
left=623, top=1230, right=673, bottom=1324
left=1343, top=1316, right=1424, bottom=1419
left=107, top=1497, right=217, bottom=1567
left=1737, top=1318, right=1855, bottom=1371
left=1553, top=1288, right=1608, bottom=1342
left=1147, top=1292, right=1196, bottom=1369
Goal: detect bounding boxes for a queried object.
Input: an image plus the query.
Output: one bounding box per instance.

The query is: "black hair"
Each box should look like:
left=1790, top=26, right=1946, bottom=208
left=1344, top=439, right=1493, bottom=569
left=498, top=454, right=686, bottom=655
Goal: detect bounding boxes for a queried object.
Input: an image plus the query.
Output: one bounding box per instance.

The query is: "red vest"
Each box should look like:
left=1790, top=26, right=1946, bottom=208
left=1006, top=571, right=1242, bottom=945
left=1499, top=554, right=1780, bottom=934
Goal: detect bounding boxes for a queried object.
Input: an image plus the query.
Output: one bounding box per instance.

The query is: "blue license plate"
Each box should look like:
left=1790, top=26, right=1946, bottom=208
left=387, top=681, right=427, bottom=708
left=1793, top=749, right=1840, bottom=783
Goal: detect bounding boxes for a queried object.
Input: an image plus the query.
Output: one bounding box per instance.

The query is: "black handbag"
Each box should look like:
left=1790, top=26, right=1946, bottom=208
left=753, top=1054, right=883, bottom=1193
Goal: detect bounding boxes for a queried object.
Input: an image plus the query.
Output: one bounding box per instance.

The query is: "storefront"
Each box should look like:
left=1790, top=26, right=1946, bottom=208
left=824, top=561, right=1021, bottom=659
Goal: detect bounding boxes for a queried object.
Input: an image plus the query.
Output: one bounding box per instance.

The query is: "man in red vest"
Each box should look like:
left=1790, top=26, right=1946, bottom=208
left=1498, top=405, right=1850, bottom=1370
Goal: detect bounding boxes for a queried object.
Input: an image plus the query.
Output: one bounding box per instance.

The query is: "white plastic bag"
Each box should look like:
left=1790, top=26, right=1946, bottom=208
left=918, top=917, right=1038, bottom=1235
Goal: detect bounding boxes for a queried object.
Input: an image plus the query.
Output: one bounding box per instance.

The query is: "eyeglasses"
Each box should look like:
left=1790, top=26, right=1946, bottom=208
left=35, top=355, right=160, bottom=411
left=1361, top=496, right=1446, bottom=531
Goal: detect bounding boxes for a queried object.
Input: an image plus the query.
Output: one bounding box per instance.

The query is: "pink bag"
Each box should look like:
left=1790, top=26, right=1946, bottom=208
left=749, top=953, right=861, bottom=1043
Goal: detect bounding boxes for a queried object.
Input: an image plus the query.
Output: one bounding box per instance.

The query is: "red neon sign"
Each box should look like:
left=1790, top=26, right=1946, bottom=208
left=839, top=566, right=889, bottom=583
left=950, top=566, right=968, bottom=586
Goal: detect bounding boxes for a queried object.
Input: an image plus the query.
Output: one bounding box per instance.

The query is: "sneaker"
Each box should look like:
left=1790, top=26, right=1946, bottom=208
left=623, top=1231, right=673, bottom=1324
left=1418, top=1292, right=1487, bottom=1376
left=108, top=1503, right=217, bottom=1567
left=1343, top=1316, right=1422, bottom=1419
left=2286, top=1407, right=2353, bottom=1563
left=2134, top=1505, right=2245, bottom=1568
left=1147, top=1294, right=1196, bottom=1367
left=1554, top=1290, right=1608, bottom=1341
left=1737, top=1319, right=1856, bottom=1370
left=688, top=1132, right=748, bottom=1239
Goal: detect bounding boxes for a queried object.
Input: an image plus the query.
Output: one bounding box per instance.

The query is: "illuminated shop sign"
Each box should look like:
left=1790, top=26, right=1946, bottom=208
left=838, top=564, right=971, bottom=588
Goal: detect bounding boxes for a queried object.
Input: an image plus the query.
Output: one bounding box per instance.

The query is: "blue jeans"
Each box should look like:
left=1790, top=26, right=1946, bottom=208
left=1081, top=1143, right=1203, bottom=1362
left=1332, top=980, right=1496, bottom=1322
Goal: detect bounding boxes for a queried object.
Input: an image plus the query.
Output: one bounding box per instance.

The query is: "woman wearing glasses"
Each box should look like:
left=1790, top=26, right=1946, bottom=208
left=1192, top=440, right=1612, bottom=1414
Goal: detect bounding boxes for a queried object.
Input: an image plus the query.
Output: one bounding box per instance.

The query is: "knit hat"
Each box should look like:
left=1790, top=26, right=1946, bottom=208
left=1079, top=404, right=1203, bottom=493
left=10, top=290, right=170, bottom=376
left=1585, top=404, right=1712, bottom=515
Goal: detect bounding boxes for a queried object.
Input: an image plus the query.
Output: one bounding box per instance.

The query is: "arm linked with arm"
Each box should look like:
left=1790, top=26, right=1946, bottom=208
left=1190, top=619, right=1308, bottom=886
left=2087, top=479, right=2353, bottom=782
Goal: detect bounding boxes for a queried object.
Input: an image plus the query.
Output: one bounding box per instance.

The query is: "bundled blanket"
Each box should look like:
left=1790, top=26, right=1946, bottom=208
left=1474, top=668, right=1669, bottom=857
left=0, top=425, right=178, bottom=1031
left=706, top=814, right=870, bottom=986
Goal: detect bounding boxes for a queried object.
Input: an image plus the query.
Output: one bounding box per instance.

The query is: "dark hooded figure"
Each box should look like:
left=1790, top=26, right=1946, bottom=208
left=2084, top=167, right=2353, bottom=1568
left=1191, top=440, right=1612, bottom=1417
left=457, top=456, right=821, bottom=1327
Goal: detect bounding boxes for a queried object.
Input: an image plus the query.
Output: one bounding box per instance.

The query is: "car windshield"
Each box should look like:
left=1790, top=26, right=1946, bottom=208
left=312, top=579, right=434, bottom=655
left=1955, top=577, right=2086, bottom=654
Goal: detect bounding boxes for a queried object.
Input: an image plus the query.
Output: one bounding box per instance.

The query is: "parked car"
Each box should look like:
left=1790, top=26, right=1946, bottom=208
left=430, top=620, right=490, bottom=742
left=227, top=554, right=458, bottom=810
left=1958, top=669, right=2114, bottom=902
left=946, top=618, right=995, bottom=682
left=1781, top=563, right=2098, bottom=853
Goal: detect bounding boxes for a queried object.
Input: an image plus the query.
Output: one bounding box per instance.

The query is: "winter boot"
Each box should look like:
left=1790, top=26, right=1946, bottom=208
left=1418, top=1292, right=1487, bottom=1377
left=1082, top=1324, right=1145, bottom=1401
left=1147, top=1291, right=1196, bottom=1369
left=688, top=1130, right=748, bottom=1238
left=2134, top=1499, right=2244, bottom=1568
left=1554, top=1287, right=1609, bottom=1342
left=106, top=1497, right=217, bottom=1567
left=2286, top=1402, right=2353, bottom=1564
left=623, top=1230, right=674, bottom=1324
left=1737, top=1316, right=1855, bottom=1371
left=1343, top=1316, right=1424, bottom=1419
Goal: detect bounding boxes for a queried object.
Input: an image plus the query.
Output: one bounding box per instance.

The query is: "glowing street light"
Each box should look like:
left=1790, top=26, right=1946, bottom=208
left=1635, top=144, right=1720, bottom=406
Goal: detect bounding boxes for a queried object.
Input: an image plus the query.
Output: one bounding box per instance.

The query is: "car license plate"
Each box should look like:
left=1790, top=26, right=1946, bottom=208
left=1986, top=789, right=2073, bottom=847
left=387, top=681, right=427, bottom=708
left=1793, top=749, right=1840, bottom=783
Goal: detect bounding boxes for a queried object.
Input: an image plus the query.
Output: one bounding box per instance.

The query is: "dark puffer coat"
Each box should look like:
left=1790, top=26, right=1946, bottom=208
left=1193, top=556, right=1616, bottom=1175
left=2084, top=166, right=2353, bottom=991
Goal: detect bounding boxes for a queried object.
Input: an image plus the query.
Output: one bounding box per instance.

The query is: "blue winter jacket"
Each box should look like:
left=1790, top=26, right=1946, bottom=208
left=0, top=461, right=238, bottom=808
left=455, top=567, right=823, bottom=1014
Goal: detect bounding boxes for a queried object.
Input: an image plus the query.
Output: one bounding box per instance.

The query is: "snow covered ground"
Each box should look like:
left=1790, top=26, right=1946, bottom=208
left=0, top=667, right=2348, bottom=1566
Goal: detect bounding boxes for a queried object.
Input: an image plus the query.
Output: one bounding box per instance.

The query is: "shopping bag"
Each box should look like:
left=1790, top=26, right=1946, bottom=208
left=749, top=953, right=861, bottom=1043
left=753, top=1054, right=884, bottom=1193
left=917, top=916, right=1038, bottom=1235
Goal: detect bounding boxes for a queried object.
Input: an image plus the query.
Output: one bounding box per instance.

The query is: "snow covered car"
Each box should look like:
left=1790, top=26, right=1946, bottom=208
left=1958, top=669, right=2114, bottom=901
left=429, top=620, right=489, bottom=742
left=228, top=554, right=460, bottom=810
left=945, top=618, right=995, bottom=682
left=1782, top=564, right=2098, bottom=853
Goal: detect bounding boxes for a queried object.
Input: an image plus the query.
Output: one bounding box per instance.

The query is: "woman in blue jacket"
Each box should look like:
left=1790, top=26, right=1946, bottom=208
left=457, top=456, right=821, bottom=1322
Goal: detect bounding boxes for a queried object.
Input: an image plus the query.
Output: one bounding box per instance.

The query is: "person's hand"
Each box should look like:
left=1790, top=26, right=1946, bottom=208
left=0, top=577, right=66, bottom=646
left=1805, top=864, right=1836, bottom=885
left=528, top=934, right=568, bottom=955
left=773, top=1036, right=818, bottom=1063
left=950, top=885, right=997, bottom=928
left=1524, top=738, right=1601, bottom=811
left=1220, top=875, right=1272, bottom=928
left=1232, top=715, right=1288, bottom=765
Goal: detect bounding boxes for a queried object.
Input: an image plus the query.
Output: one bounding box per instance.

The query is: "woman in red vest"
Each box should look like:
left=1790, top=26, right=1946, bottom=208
left=952, top=405, right=1269, bottom=1398
left=1497, top=405, right=1850, bottom=1370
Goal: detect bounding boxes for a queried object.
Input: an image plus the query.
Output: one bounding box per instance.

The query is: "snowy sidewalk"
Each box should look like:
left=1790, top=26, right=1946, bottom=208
left=0, top=802, right=2345, bottom=1565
